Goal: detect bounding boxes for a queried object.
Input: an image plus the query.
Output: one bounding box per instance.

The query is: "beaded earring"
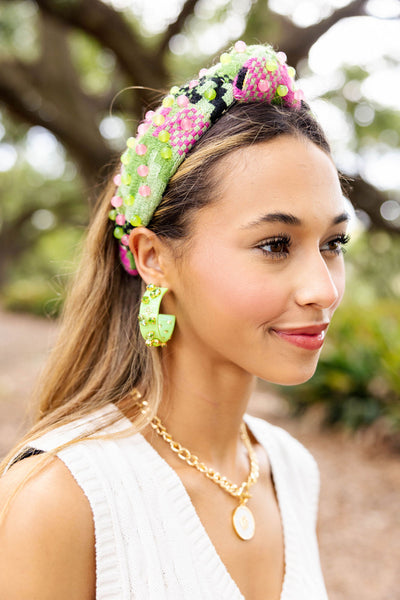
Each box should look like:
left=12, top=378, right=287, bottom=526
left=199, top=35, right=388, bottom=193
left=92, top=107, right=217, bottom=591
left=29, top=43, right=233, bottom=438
left=138, top=284, right=176, bottom=347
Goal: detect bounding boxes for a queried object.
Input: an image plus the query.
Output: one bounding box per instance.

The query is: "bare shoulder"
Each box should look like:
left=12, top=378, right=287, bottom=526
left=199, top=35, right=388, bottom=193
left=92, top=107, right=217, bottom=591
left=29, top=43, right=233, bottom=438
left=0, top=454, right=95, bottom=600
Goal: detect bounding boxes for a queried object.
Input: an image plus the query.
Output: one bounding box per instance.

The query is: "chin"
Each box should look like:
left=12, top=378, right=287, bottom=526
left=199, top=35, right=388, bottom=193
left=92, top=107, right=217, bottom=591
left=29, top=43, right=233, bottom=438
left=257, top=359, right=319, bottom=386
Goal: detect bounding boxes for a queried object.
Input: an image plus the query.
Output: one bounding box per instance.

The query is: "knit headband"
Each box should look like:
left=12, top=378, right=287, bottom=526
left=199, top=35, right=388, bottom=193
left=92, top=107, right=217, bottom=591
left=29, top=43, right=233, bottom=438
left=109, top=41, right=305, bottom=275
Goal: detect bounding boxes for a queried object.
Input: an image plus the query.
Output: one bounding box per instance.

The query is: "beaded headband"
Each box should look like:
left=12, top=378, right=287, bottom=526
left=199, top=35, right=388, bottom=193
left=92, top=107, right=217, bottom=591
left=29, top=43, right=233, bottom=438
left=109, top=41, right=305, bottom=275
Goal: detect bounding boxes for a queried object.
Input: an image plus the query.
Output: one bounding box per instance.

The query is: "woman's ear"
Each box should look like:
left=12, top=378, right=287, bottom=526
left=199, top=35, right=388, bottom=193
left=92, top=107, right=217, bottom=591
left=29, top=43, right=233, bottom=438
left=128, top=227, right=171, bottom=286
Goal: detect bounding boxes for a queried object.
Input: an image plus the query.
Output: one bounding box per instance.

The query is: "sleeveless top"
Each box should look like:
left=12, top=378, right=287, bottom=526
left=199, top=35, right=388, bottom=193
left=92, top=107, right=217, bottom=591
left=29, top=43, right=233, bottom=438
left=7, top=403, right=329, bottom=599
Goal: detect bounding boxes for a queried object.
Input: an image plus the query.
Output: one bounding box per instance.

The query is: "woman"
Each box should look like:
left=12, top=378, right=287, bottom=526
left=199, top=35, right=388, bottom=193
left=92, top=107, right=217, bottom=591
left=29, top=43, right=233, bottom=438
left=0, top=42, right=349, bottom=599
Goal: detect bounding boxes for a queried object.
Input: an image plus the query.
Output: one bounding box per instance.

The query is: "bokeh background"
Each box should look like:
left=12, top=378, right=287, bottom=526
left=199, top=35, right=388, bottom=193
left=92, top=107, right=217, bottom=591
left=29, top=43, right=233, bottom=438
left=0, top=1, right=399, bottom=598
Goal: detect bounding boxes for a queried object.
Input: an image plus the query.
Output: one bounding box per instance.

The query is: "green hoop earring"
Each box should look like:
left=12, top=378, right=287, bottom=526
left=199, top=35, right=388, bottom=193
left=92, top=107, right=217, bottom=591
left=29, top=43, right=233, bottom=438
left=138, top=284, right=176, bottom=347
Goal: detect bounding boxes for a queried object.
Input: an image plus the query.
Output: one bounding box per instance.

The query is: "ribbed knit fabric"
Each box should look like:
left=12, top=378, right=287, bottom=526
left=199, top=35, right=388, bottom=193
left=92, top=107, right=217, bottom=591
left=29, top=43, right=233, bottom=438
left=9, top=404, right=329, bottom=599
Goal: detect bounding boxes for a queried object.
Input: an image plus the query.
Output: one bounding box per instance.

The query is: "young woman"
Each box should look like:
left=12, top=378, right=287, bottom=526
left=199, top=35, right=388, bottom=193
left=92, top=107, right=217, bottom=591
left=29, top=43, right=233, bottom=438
left=0, top=42, right=349, bottom=599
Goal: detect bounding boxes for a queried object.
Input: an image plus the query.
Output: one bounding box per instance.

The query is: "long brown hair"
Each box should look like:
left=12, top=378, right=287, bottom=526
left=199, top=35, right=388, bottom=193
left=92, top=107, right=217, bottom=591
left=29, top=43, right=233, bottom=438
left=0, top=102, right=332, bottom=481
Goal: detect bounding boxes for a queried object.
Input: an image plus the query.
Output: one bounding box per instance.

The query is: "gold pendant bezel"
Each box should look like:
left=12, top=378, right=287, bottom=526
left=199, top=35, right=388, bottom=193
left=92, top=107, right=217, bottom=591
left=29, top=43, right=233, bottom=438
left=232, top=504, right=255, bottom=540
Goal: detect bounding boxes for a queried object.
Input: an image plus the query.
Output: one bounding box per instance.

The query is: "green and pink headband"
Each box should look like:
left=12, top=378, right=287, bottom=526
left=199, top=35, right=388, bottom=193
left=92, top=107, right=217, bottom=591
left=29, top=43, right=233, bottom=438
left=109, top=41, right=305, bottom=275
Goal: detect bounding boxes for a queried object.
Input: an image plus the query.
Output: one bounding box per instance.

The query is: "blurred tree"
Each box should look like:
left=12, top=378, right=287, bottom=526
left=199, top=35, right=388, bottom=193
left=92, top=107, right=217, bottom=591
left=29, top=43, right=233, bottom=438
left=0, top=0, right=398, bottom=217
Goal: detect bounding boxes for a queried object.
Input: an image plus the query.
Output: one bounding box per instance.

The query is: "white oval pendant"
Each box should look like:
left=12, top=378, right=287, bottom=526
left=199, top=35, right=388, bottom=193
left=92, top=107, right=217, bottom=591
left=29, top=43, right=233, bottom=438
left=232, top=505, right=255, bottom=540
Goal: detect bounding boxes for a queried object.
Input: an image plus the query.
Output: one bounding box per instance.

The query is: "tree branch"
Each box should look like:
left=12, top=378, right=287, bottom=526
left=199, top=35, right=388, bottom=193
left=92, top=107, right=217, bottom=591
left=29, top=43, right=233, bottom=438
left=275, top=0, right=368, bottom=65
left=349, top=177, right=400, bottom=233
left=29, top=0, right=167, bottom=90
left=0, top=11, right=115, bottom=190
left=158, top=0, right=199, bottom=56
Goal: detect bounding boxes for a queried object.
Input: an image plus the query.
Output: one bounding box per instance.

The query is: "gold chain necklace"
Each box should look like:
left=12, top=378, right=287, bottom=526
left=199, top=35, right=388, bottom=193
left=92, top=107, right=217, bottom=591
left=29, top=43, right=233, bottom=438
left=138, top=400, right=259, bottom=540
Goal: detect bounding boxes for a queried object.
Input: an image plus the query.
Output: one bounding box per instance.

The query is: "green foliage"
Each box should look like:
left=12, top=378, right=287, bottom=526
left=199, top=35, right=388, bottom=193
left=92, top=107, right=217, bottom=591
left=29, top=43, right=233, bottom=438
left=69, top=31, right=117, bottom=96
left=345, top=231, right=400, bottom=300
left=0, top=0, right=39, bottom=61
left=2, top=277, right=62, bottom=316
left=1, top=224, right=85, bottom=317
left=0, top=148, right=87, bottom=317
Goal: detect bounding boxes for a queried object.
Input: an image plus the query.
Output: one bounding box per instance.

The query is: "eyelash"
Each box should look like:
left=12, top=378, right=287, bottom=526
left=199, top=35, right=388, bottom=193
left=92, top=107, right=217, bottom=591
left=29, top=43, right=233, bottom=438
left=257, top=233, right=351, bottom=259
left=257, top=234, right=292, bottom=259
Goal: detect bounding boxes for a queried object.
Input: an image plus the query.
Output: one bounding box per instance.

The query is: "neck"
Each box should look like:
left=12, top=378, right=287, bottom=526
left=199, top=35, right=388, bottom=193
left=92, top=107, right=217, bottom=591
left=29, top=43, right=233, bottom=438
left=155, top=340, right=255, bottom=467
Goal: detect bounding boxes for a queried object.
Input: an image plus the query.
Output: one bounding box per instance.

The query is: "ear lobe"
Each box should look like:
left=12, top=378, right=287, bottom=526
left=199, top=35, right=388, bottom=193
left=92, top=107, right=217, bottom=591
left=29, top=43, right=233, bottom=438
left=128, top=227, right=166, bottom=284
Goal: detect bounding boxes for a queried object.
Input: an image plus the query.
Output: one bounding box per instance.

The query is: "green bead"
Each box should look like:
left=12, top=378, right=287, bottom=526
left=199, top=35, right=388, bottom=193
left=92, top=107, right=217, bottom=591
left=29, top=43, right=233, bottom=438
left=147, top=331, right=155, bottom=339
left=130, top=215, right=142, bottom=227
left=277, top=84, right=288, bottom=97
left=141, top=295, right=150, bottom=304
left=160, top=146, right=172, bottom=160
left=204, top=88, right=216, bottom=101
left=162, top=95, right=175, bottom=108
left=158, top=130, right=170, bottom=143
left=149, top=287, right=161, bottom=299
left=125, top=194, right=135, bottom=206
left=121, top=150, right=130, bottom=165
left=266, top=59, right=277, bottom=72
left=287, top=67, right=296, bottom=78
left=127, top=137, right=136, bottom=149
left=121, top=172, right=132, bottom=185
left=220, top=53, right=231, bottom=64
left=108, top=209, right=117, bottom=221
left=148, top=317, right=156, bottom=325
left=113, top=226, right=124, bottom=239
left=153, top=113, right=165, bottom=126
left=170, top=86, right=180, bottom=95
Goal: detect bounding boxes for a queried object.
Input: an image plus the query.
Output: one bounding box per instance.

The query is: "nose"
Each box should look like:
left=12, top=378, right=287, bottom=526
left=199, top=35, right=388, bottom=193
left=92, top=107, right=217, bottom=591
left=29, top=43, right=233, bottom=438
left=294, top=253, right=341, bottom=309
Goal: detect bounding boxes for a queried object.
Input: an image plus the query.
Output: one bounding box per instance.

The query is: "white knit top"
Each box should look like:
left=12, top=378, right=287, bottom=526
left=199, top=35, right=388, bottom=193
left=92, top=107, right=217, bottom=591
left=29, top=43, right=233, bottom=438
left=11, top=404, right=329, bottom=599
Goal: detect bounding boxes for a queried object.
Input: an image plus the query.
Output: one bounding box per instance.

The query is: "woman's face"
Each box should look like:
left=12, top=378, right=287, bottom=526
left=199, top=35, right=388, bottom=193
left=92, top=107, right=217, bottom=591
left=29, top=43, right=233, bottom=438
left=168, top=135, right=348, bottom=385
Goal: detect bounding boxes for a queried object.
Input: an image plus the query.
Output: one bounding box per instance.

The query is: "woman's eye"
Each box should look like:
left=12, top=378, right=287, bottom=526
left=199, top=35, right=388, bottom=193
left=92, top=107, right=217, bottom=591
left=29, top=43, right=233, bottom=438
left=321, top=233, right=351, bottom=255
left=258, top=236, right=291, bottom=258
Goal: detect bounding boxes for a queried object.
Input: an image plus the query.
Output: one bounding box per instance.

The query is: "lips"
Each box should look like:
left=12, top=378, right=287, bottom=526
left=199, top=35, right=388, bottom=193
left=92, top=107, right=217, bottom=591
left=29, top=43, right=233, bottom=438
left=271, top=323, right=329, bottom=350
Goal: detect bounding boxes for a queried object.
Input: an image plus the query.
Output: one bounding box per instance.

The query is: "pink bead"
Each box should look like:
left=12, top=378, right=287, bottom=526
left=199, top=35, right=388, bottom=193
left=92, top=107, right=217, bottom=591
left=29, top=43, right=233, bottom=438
left=258, top=79, right=270, bottom=92
left=139, top=184, right=151, bottom=197
left=145, top=110, right=155, bottom=122
left=111, top=195, right=123, bottom=207
left=160, top=107, right=171, bottom=116
left=137, top=164, right=149, bottom=177
left=276, top=51, right=287, bottom=64
left=135, top=144, right=147, bottom=156
left=294, top=89, right=305, bottom=101
left=137, top=122, right=150, bottom=136
left=234, top=41, right=247, bottom=53
left=189, top=79, right=199, bottom=89
left=113, top=174, right=121, bottom=186
left=116, top=214, right=126, bottom=225
left=177, top=95, right=189, bottom=108
left=181, top=118, right=192, bottom=131
left=199, top=68, right=208, bottom=77
left=121, top=234, right=130, bottom=246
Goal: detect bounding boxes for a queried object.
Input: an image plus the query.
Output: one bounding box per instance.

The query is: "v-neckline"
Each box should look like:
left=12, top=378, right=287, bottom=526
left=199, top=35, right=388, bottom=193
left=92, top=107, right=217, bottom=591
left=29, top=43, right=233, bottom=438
left=110, top=404, right=293, bottom=600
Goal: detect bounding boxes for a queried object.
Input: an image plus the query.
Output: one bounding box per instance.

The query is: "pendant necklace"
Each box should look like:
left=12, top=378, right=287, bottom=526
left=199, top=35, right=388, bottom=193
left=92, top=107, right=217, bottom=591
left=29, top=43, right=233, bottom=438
left=137, top=400, right=260, bottom=541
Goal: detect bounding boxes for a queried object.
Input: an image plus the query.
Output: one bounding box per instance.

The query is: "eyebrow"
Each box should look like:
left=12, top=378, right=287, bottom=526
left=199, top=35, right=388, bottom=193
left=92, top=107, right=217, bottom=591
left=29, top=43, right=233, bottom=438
left=241, top=211, right=350, bottom=229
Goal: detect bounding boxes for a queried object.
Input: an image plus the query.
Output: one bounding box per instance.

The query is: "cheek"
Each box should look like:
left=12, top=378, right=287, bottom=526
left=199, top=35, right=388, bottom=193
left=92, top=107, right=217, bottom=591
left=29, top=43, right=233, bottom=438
left=184, top=245, right=288, bottom=331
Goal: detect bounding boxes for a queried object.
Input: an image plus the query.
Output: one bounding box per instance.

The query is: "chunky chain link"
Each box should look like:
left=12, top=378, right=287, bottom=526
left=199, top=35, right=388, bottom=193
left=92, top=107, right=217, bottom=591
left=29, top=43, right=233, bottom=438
left=144, top=405, right=259, bottom=504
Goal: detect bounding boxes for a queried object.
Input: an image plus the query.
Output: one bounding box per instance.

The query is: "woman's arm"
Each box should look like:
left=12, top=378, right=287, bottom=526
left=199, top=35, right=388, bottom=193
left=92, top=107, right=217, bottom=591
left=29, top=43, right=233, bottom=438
left=0, top=455, right=95, bottom=600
